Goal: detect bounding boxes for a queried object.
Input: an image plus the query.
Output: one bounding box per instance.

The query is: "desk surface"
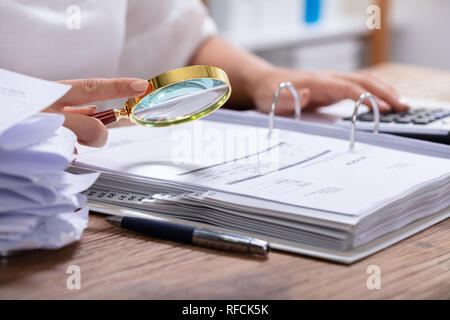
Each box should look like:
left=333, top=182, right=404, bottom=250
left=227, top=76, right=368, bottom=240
left=1, top=63, right=449, bottom=299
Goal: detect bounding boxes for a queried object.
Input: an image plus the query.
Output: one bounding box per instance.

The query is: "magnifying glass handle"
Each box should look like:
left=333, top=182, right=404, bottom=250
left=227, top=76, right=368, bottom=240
left=91, top=109, right=117, bottom=125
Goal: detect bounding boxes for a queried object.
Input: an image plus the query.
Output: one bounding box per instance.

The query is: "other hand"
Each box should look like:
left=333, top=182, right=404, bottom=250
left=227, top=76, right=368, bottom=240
left=248, top=68, right=409, bottom=115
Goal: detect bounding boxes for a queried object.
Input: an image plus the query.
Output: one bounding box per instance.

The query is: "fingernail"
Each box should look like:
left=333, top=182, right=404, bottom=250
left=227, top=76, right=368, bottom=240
left=130, top=80, right=149, bottom=92
left=398, top=97, right=409, bottom=110
left=379, top=100, right=389, bottom=112
left=401, top=103, right=410, bottom=110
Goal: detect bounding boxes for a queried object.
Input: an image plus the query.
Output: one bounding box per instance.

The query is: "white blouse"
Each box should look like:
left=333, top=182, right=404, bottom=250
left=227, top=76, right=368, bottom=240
left=0, top=0, right=216, bottom=82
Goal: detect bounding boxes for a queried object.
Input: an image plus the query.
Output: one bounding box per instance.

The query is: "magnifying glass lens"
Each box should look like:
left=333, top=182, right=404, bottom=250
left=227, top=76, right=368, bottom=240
left=132, top=78, right=229, bottom=127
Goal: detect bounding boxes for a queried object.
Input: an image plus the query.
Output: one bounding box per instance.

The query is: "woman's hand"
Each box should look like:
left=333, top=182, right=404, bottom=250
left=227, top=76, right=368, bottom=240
left=43, top=78, right=149, bottom=147
left=188, top=36, right=408, bottom=115
left=248, top=68, right=409, bottom=115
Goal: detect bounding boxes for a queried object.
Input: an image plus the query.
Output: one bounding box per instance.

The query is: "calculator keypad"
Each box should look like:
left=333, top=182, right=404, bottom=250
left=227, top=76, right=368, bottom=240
left=343, top=108, right=450, bottom=125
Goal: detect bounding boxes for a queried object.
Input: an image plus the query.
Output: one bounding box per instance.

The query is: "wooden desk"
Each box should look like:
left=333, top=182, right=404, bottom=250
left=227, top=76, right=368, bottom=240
left=1, top=63, right=449, bottom=299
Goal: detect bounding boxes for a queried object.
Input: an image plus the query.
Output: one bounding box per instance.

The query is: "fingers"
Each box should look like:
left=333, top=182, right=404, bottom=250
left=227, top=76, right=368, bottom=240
left=273, top=88, right=311, bottom=115
left=322, top=78, right=392, bottom=113
left=299, top=88, right=311, bottom=108
left=62, top=105, right=97, bottom=115
left=43, top=105, right=107, bottom=147
left=63, top=112, right=108, bottom=147
left=338, top=72, right=409, bottom=112
left=57, top=78, right=149, bottom=107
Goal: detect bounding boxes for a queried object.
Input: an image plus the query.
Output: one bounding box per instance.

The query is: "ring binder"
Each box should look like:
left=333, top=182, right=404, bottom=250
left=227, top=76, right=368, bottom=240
left=268, top=81, right=301, bottom=137
left=349, top=93, right=380, bottom=148
left=73, top=107, right=450, bottom=264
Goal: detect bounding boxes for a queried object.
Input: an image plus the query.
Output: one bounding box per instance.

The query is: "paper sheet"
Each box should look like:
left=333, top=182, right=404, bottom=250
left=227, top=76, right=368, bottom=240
left=76, top=120, right=450, bottom=216
left=0, top=126, right=77, bottom=176
left=0, top=206, right=89, bottom=254
left=0, top=191, right=87, bottom=214
left=0, top=172, right=99, bottom=209
left=0, top=113, right=65, bottom=150
left=0, top=68, right=70, bottom=134
left=5, top=196, right=87, bottom=217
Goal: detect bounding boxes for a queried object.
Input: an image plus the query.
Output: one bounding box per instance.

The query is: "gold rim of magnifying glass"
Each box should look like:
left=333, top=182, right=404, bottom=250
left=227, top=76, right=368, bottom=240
left=115, top=65, right=231, bottom=127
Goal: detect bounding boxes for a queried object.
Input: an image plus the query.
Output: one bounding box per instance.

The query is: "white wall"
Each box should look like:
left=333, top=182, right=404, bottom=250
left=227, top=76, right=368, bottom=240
left=208, top=0, right=369, bottom=72
left=208, top=0, right=450, bottom=71
left=390, top=0, right=450, bottom=71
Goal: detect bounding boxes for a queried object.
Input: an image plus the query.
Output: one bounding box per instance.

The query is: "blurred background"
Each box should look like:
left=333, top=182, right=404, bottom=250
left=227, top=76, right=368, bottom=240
left=204, top=0, right=450, bottom=72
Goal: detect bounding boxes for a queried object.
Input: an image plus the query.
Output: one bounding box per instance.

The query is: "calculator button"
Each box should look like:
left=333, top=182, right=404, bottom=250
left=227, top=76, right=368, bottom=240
left=395, top=116, right=415, bottom=124
left=435, top=111, right=450, bottom=119
left=408, top=109, right=422, bottom=115
left=341, top=107, right=450, bottom=126
left=413, top=118, right=432, bottom=125
left=419, top=114, right=439, bottom=121
left=380, top=115, right=395, bottom=123
left=392, top=112, right=409, bottom=119
left=434, top=113, right=447, bottom=120
left=358, top=113, right=374, bottom=122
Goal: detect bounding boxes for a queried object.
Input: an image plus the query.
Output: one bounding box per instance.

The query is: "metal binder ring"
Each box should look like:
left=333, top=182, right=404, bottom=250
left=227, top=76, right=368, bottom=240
left=268, top=81, right=301, bottom=137
left=349, top=93, right=380, bottom=148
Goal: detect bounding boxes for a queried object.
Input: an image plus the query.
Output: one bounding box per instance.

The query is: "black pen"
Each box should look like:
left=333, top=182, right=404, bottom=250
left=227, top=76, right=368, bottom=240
left=106, top=215, right=270, bottom=257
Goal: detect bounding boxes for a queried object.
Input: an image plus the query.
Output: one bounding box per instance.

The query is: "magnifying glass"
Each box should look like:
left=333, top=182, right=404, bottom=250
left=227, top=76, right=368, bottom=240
left=92, top=65, right=231, bottom=127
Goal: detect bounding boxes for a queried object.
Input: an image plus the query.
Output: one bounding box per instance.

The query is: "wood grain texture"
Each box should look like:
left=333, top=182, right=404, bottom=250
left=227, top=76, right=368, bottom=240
left=1, top=63, right=449, bottom=299
left=368, top=63, right=450, bottom=102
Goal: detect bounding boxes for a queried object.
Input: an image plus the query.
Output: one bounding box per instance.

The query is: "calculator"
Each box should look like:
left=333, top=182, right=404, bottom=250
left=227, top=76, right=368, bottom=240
left=336, top=107, right=450, bottom=144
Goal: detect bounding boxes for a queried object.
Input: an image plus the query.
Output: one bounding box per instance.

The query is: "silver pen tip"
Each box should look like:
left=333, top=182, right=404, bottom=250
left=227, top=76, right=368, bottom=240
left=106, top=216, right=123, bottom=226
left=249, top=238, right=270, bottom=257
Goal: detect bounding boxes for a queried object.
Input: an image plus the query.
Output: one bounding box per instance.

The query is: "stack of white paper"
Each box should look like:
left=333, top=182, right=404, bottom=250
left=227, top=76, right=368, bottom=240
left=0, top=69, right=99, bottom=255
